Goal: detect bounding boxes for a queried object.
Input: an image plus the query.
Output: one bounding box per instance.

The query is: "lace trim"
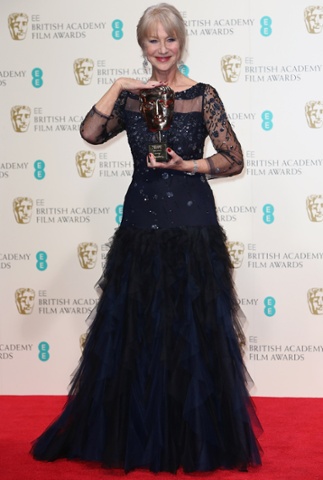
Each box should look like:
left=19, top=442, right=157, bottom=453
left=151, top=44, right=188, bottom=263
left=92, top=105, right=112, bottom=119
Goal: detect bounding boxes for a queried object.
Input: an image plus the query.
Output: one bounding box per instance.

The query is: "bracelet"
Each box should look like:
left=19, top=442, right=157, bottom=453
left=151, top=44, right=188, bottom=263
left=187, top=159, right=198, bottom=175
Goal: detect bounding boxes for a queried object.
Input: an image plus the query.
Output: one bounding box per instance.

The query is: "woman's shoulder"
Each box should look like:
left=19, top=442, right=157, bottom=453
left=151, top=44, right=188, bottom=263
left=201, top=83, right=219, bottom=94
left=174, top=82, right=221, bottom=100
left=199, top=83, right=224, bottom=103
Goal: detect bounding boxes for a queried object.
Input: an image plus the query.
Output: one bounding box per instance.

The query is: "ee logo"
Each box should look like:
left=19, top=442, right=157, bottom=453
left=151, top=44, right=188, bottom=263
left=36, top=251, right=48, bottom=271
left=112, top=19, right=123, bottom=40
left=260, top=16, right=272, bottom=36
left=32, top=68, right=43, bottom=88
left=38, top=342, right=50, bottom=361
left=34, top=160, right=45, bottom=180
left=264, top=297, right=276, bottom=317
left=179, top=64, right=189, bottom=77
left=115, top=205, right=123, bottom=225
left=263, top=204, right=275, bottom=224
left=261, top=111, right=273, bottom=130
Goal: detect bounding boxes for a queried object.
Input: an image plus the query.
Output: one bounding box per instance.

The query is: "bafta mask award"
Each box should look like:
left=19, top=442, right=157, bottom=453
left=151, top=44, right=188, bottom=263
left=139, top=86, right=175, bottom=162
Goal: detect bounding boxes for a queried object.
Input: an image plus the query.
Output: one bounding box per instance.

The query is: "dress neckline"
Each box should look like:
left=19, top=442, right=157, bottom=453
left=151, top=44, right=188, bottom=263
left=174, top=82, right=201, bottom=95
left=174, top=82, right=200, bottom=95
left=127, top=83, right=204, bottom=100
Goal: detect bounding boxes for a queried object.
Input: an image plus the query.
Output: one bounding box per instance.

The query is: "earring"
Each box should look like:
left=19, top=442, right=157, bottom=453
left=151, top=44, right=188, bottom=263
left=143, top=57, right=149, bottom=74
left=178, top=59, right=184, bottom=67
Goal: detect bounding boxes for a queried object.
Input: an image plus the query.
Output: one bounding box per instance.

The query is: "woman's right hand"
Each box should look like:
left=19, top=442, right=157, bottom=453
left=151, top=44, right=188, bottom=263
left=94, top=78, right=166, bottom=118
left=115, top=77, right=166, bottom=94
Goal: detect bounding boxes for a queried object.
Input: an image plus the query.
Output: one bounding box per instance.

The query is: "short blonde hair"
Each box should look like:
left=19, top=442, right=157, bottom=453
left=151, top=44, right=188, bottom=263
left=137, top=3, right=186, bottom=56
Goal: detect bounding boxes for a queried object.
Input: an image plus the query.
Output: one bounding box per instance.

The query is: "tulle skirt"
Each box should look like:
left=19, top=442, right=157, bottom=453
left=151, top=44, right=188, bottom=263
left=31, top=224, right=262, bottom=473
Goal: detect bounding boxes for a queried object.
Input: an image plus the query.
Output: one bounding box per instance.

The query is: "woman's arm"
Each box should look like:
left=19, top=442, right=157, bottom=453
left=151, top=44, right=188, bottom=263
left=80, top=81, right=126, bottom=145
left=202, top=83, right=244, bottom=178
left=147, top=84, right=244, bottom=177
left=80, top=78, right=165, bottom=145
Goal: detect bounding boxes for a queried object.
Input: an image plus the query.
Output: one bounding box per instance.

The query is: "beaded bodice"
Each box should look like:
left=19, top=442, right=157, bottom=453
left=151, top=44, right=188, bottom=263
left=80, top=83, right=243, bottom=229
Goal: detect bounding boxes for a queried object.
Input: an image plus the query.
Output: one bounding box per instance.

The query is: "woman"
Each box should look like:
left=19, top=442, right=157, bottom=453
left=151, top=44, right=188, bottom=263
left=32, top=3, right=262, bottom=473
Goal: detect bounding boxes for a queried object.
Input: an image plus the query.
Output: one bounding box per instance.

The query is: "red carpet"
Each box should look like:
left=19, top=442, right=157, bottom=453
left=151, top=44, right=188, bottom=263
left=1, top=396, right=322, bottom=479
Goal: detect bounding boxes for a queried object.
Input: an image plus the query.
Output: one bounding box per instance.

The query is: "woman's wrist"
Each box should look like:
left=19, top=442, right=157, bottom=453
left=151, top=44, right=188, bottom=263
left=192, top=159, right=198, bottom=174
left=186, top=159, right=216, bottom=175
left=114, top=78, right=125, bottom=93
left=95, top=81, right=122, bottom=114
left=187, top=159, right=198, bottom=175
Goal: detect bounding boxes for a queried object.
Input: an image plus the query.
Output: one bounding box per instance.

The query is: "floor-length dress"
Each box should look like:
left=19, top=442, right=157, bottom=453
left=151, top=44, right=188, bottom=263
left=31, top=83, right=262, bottom=473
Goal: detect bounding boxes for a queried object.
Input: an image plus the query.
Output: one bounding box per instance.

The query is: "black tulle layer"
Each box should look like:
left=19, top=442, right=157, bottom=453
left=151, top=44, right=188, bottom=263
left=31, top=225, right=262, bottom=473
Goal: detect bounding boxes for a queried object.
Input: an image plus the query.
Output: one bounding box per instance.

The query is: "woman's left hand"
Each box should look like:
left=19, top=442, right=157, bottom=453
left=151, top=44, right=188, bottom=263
left=147, top=148, right=187, bottom=171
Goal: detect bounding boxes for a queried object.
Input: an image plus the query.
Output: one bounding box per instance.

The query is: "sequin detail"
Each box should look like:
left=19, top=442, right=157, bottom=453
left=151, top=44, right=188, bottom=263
left=80, top=83, right=243, bottom=229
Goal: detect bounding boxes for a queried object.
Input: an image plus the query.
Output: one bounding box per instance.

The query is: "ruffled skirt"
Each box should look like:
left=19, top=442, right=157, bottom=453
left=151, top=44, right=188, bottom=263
left=31, top=224, right=262, bottom=473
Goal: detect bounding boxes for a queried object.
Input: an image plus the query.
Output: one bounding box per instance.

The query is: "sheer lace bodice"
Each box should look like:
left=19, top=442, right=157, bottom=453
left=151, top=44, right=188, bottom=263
left=80, top=83, right=243, bottom=176
left=80, top=83, right=243, bottom=229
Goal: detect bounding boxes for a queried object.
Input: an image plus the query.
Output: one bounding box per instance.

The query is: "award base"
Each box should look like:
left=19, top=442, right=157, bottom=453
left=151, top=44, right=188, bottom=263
left=149, top=143, right=169, bottom=162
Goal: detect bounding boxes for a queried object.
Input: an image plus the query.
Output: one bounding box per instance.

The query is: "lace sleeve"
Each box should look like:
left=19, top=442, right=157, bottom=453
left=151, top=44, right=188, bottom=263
left=80, top=91, right=127, bottom=145
left=203, top=84, right=244, bottom=178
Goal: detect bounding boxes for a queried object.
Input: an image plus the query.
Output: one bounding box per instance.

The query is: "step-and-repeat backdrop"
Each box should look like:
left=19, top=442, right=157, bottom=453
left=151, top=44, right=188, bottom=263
left=1, top=0, right=322, bottom=396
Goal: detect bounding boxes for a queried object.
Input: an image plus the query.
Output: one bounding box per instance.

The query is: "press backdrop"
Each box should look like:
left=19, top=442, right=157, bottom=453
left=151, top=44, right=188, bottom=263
left=1, top=0, right=323, bottom=396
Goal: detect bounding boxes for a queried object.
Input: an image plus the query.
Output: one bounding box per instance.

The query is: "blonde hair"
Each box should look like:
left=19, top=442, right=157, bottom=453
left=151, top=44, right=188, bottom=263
left=137, top=3, right=186, bottom=56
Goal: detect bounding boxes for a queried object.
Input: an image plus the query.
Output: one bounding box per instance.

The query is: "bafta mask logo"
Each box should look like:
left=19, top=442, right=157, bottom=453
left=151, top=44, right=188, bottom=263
left=13, top=197, right=33, bottom=224
left=78, top=242, right=98, bottom=269
left=306, top=194, right=323, bottom=222
left=305, top=101, right=323, bottom=128
left=76, top=151, right=96, bottom=178
left=80, top=333, right=87, bottom=352
left=307, top=288, right=323, bottom=315
left=15, top=288, right=35, bottom=314
left=11, top=105, right=31, bottom=132
left=304, top=6, right=323, bottom=33
left=8, top=13, right=28, bottom=40
left=227, top=241, right=245, bottom=268
left=74, top=58, right=94, bottom=85
left=221, top=55, right=242, bottom=83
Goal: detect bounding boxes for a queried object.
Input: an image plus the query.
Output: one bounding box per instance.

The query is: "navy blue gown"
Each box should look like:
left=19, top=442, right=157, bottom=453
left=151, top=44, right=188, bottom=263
left=31, top=83, right=262, bottom=473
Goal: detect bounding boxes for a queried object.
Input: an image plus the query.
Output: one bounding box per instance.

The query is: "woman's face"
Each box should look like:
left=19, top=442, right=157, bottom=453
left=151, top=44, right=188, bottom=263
left=143, top=22, right=181, bottom=74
